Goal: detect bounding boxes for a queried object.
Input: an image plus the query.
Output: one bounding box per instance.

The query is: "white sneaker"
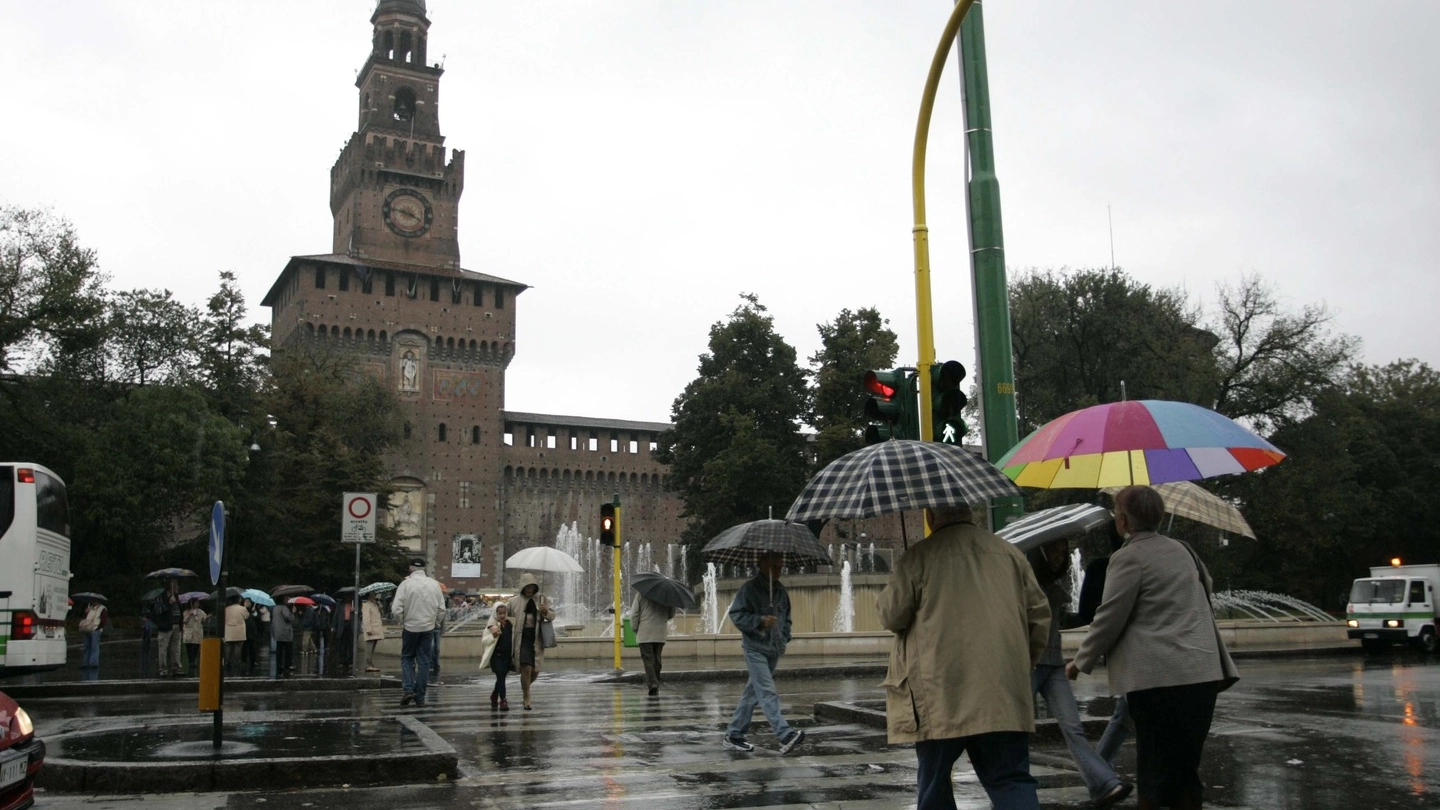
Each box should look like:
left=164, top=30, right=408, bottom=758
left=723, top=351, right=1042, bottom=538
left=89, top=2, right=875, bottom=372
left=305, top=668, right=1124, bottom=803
left=722, top=734, right=754, bottom=752
left=779, top=729, right=806, bottom=754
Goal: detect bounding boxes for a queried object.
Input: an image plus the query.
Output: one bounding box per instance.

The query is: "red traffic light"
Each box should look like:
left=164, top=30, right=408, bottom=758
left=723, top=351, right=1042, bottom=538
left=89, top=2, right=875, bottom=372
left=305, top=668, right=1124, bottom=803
left=600, top=503, right=617, bottom=547
left=863, top=371, right=897, bottom=399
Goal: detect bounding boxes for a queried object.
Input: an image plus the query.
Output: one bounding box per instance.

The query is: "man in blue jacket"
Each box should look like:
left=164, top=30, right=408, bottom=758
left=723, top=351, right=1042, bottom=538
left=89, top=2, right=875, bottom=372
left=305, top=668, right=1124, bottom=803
left=723, top=552, right=805, bottom=755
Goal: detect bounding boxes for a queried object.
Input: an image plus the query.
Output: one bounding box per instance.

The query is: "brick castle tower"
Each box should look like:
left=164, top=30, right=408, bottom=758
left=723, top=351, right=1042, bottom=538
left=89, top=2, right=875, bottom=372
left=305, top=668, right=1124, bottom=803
left=263, top=0, right=684, bottom=591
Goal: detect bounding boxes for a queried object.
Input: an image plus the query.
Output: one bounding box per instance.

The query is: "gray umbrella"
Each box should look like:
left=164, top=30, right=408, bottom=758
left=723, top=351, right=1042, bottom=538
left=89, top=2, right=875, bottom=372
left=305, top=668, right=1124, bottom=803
left=630, top=572, right=699, bottom=611
left=701, top=520, right=831, bottom=569
left=785, top=440, right=1022, bottom=522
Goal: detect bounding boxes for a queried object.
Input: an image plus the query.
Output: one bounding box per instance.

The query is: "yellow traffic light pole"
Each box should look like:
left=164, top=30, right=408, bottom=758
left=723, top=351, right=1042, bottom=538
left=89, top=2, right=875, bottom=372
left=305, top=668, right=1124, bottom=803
left=912, top=0, right=976, bottom=446
left=612, top=500, right=623, bottom=673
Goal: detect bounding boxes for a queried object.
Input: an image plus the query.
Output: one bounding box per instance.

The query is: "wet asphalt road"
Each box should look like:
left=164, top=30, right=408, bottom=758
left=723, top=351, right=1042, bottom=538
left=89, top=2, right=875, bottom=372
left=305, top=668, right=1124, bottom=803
left=19, top=650, right=1440, bottom=809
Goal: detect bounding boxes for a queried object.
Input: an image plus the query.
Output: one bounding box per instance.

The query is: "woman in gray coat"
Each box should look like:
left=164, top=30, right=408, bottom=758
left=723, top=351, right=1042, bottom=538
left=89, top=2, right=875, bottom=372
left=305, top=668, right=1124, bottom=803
left=1068, top=485, right=1239, bottom=810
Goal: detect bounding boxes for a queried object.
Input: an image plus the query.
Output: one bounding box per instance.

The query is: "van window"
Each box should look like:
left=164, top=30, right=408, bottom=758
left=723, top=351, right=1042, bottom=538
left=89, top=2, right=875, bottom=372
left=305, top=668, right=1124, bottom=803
left=1410, top=581, right=1428, bottom=604
left=1350, top=579, right=1406, bottom=604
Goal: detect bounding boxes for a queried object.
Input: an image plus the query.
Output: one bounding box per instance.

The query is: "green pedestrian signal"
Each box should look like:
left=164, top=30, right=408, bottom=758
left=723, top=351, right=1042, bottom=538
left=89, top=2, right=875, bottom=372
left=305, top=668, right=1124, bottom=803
left=931, top=360, right=968, bottom=444
left=863, top=369, right=918, bottom=443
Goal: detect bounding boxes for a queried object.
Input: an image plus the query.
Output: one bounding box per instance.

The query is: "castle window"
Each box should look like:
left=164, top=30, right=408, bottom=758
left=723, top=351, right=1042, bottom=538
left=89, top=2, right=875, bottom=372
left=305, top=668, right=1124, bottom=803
left=338, top=268, right=349, bottom=292
left=314, top=267, right=325, bottom=289
left=610, top=438, right=619, bottom=453
left=495, top=287, right=505, bottom=309
left=570, top=436, right=578, bottom=451
left=588, top=437, right=598, bottom=452
left=450, top=282, right=462, bottom=304
left=471, top=426, right=480, bottom=444
left=429, top=278, right=440, bottom=301
left=438, top=423, right=447, bottom=442
left=385, top=272, right=395, bottom=296
left=629, top=440, right=639, bottom=454
left=649, top=441, right=658, bottom=453
left=474, top=281, right=484, bottom=307
left=403, top=422, right=412, bottom=440
left=546, top=435, right=557, bottom=449
left=503, top=430, right=513, bottom=446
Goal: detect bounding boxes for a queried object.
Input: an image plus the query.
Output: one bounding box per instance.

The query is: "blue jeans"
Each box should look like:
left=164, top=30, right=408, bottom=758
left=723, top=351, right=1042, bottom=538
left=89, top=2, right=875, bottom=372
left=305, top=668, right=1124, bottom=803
left=727, top=647, right=793, bottom=741
left=1032, top=664, right=1122, bottom=798
left=82, top=630, right=101, bottom=667
left=400, top=629, right=434, bottom=702
left=915, top=731, right=1038, bottom=810
left=1098, top=693, right=1130, bottom=765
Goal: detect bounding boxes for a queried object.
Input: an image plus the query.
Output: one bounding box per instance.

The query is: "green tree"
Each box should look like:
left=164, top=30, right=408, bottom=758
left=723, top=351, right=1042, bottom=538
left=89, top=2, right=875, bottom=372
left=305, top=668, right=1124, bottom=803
left=1207, top=273, right=1360, bottom=432
left=808, top=307, right=899, bottom=469
left=0, top=206, right=108, bottom=374
left=197, top=270, right=270, bottom=421
left=70, top=385, right=249, bottom=595
left=656, top=295, right=810, bottom=579
left=1222, top=360, right=1440, bottom=608
left=231, top=344, right=408, bottom=589
left=1009, top=268, right=1214, bottom=435
left=106, top=288, right=199, bottom=385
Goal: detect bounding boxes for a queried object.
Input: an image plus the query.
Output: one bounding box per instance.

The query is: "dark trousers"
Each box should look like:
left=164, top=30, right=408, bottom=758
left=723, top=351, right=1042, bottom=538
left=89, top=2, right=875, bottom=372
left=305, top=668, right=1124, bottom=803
left=639, top=642, right=665, bottom=690
left=273, top=640, right=293, bottom=675
left=1128, top=682, right=1219, bottom=807
left=185, top=643, right=201, bottom=675
left=915, top=731, right=1038, bottom=810
left=492, top=665, right=510, bottom=700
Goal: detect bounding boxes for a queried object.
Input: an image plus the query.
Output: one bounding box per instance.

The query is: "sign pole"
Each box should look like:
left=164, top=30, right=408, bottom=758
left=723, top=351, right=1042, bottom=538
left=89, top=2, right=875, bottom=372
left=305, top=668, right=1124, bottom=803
left=341, top=493, right=378, bottom=678
left=200, top=501, right=226, bottom=750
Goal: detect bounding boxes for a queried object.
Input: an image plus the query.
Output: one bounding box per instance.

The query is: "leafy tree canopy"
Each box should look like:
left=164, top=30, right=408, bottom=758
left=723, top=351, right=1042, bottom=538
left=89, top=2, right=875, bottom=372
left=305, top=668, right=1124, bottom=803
left=808, top=307, right=899, bottom=469
left=0, top=206, right=108, bottom=374
left=656, top=294, right=810, bottom=577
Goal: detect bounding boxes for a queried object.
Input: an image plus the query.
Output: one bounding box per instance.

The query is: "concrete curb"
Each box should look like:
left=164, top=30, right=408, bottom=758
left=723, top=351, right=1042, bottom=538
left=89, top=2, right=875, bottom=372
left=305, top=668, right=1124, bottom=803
left=5, top=676, right=401, bottom=700
left=36, top=715, right=457, bottom=793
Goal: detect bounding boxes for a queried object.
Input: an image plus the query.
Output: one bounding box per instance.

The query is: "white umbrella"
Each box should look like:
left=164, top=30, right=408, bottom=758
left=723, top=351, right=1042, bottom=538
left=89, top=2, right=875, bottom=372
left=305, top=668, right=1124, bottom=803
left=504, top=546, right=583, bottom=573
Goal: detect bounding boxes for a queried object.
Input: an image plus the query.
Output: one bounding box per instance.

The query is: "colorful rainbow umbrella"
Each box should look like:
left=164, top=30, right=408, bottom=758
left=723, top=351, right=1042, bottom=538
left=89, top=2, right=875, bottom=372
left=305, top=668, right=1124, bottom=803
left=996, top=400, right=1285, bottom=489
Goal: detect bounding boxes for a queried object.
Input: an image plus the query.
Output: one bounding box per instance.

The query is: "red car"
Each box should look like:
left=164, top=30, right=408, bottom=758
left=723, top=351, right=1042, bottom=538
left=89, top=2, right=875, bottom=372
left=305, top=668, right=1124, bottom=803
left=0, top=691, right=43, bottom=810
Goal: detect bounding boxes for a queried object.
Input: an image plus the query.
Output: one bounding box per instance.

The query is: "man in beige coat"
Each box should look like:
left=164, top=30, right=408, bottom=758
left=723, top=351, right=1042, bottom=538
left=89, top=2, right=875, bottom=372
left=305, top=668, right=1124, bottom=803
left=878, top=504, right=1051, bottom=810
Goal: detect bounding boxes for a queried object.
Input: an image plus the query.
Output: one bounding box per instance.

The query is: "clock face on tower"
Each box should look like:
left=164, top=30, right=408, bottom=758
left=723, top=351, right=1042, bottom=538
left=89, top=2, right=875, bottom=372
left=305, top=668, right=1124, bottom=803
left=382, top=189, right=433, bottom=237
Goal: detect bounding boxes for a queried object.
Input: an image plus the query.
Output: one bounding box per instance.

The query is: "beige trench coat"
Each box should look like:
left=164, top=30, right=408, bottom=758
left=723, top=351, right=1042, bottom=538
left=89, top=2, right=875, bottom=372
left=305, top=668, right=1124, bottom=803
left=506, top=573, right=555, bottom=671
left=877, top=520, right=1051, bottom=744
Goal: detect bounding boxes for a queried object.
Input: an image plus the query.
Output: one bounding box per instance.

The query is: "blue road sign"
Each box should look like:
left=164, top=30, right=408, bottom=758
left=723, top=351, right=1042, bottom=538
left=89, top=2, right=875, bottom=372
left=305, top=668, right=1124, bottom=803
left=209, top=501, right=225, bottom=586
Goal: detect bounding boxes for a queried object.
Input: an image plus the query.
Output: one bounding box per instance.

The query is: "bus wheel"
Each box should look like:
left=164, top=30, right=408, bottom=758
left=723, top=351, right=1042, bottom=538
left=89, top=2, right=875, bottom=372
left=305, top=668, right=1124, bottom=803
left=1361, top=639, right=1389, bottom=655
left=1413, top=628, right=1438, bottom=654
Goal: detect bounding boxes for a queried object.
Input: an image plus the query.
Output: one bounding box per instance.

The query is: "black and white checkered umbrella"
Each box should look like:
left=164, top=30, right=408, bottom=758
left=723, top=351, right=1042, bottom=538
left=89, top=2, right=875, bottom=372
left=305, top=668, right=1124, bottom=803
left=785, top=440, right=1023, bottom=522
left=701, top=519, right=832, bottom=568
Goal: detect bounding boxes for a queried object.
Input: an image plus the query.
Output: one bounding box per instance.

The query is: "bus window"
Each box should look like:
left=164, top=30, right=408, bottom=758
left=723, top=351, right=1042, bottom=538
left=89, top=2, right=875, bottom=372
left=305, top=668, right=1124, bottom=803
left=0, top=465, right=12, bottom=536
left=35, top=470, right=69, bottom=538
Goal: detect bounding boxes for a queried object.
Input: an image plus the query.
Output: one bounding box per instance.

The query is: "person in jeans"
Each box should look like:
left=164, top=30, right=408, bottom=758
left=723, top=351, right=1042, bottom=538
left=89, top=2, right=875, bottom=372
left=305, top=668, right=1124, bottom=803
left=390, top=558, right=445, bottom=707
left=1029, top=539, right=1132, bottom=807
left=878, top=504, right=1051, bottom=810
left=722, top=552, right=805, bottom=755
left=77, top=599, right=108, bottom=668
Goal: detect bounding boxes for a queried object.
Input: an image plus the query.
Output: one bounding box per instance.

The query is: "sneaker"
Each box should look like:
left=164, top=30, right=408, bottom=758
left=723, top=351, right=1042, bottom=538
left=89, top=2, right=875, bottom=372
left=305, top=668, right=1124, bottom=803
left=778, top=729, right=806, bottom=755
left=414, top=699, right=426, bottom=707
left=722, top=734, right=754, bottom=752
left=1094, top=781, right=1133, bottom=808
left=399, top=693, right=415, bottom=707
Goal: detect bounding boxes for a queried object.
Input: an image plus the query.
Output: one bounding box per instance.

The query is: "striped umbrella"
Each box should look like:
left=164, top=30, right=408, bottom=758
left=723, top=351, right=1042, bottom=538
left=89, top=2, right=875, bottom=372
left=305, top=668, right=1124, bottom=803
left=997, top=400, right=1284, bottom=489
left=1100, top=481, right=1257, bottom=538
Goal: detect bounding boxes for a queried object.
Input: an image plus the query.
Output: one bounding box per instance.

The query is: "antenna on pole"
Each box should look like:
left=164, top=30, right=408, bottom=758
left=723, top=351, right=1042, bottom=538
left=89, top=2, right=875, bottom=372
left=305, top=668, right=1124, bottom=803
left=1108, top=204, right=1116, bottom=269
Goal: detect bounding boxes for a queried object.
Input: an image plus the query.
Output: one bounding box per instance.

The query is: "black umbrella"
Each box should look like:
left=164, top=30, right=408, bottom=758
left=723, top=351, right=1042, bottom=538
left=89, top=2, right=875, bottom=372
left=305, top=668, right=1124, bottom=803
left=785, top=440, right=1022, bottom=522
left=146, top=567, right=198, bottom=579
left=630, top=572, right=699, bottom=611
left=270, top=584, right=314, bottom=599
left=333, top=586, right=357, bottom=596
left=71, top=592, right=108, bottom=604
left=701, top=520, right=831, bottom=569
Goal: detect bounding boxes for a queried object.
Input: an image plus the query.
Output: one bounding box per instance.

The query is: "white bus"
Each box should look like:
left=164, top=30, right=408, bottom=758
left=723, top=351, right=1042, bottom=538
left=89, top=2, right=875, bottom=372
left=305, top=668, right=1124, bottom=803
left=0, top=463, right=71, bottom=676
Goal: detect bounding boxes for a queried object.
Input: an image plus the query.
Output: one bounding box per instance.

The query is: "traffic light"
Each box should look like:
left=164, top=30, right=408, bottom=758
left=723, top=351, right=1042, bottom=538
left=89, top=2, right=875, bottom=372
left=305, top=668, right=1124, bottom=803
left=599, top=503, right=618, bottom=547
left=930, top=360, right=968, bottom=444
left=863, top=369, right=918, bottom=443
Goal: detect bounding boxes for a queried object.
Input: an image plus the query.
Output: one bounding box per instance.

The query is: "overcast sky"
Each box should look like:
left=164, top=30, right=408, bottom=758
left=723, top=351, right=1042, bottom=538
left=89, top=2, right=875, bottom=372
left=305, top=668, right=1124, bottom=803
left=6, top=1, right=1437, bottom=424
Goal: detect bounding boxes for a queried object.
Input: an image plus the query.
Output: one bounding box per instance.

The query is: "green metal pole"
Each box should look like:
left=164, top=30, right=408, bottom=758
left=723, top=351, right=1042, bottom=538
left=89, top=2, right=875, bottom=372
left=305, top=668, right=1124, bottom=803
left=957, top=1, right=1023, bottom=530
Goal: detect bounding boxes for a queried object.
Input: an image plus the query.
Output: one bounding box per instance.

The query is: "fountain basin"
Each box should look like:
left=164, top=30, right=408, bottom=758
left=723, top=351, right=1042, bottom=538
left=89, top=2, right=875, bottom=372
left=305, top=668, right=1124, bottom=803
left=40, top=716, right=456, bottom=793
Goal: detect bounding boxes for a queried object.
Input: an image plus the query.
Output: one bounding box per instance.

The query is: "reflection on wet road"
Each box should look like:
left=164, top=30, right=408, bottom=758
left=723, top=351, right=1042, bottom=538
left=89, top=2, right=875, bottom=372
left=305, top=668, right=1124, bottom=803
left=26, top=653, right=1440, bottom=808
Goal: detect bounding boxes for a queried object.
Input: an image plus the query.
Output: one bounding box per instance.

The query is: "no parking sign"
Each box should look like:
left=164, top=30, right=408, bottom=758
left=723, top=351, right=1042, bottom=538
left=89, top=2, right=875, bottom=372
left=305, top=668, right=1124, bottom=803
left=341, top=492, right=377, bottom=544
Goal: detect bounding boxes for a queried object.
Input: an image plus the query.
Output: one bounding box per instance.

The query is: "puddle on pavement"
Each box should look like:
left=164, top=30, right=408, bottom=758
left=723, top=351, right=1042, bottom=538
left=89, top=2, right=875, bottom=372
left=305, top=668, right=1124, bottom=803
left=49, top=718, right=427, bottom=761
